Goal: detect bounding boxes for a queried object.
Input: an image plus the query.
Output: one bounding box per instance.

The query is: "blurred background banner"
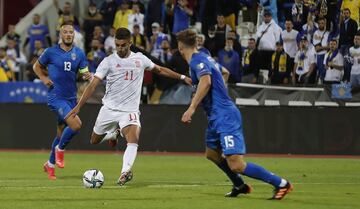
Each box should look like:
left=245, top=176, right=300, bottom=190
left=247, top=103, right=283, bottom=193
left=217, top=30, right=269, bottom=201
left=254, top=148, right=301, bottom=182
left=0, top=82, right=48, bottom=103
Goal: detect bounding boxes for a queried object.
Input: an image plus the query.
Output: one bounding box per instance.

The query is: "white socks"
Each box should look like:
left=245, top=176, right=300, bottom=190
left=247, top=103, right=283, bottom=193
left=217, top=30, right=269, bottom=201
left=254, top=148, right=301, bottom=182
left=279, top=179, right=287, bottom=187
left=121, top=143, right=138, bottom=173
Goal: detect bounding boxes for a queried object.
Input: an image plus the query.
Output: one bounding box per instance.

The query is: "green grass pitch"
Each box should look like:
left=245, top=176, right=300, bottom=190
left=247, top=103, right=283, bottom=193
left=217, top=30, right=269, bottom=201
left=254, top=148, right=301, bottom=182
left=0, top=151, right=359, bottom=209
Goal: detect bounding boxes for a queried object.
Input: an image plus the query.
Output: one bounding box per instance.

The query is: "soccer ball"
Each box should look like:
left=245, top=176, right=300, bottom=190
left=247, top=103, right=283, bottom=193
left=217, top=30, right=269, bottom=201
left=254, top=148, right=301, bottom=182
left=82, top=169, right=104, bottom=188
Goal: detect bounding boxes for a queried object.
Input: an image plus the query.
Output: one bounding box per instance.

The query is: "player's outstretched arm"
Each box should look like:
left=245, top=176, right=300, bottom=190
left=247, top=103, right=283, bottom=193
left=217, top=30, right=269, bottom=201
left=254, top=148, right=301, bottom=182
left=66, top=76, right=102, bottom=119
left=181, top=75, right=211, bottom=123
left=152, top=64, right=192, bottom=85
left=221, top=66, right=230, bottom=84
left=33, top=60, right=53, bottom=87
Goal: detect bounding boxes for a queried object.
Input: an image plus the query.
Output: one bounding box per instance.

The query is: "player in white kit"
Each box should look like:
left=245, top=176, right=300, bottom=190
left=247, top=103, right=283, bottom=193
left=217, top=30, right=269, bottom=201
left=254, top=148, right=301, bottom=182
left=67, top=28, right=192, bottom=186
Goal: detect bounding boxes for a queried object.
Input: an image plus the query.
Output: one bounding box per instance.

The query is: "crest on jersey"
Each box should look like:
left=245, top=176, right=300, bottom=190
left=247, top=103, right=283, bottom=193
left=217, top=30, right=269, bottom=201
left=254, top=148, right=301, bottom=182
left=71, top=53, right=76, bottom=61
left=135, top=60, right=141, bottom=67
left=116, top=63, right=121, bottom=68
left=197, top=63, right=204, bottom=70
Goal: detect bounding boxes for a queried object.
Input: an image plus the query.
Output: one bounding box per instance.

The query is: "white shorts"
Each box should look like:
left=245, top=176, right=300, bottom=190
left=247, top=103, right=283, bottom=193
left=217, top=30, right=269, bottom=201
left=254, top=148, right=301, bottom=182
left=93, top=105, right=141, bottom=135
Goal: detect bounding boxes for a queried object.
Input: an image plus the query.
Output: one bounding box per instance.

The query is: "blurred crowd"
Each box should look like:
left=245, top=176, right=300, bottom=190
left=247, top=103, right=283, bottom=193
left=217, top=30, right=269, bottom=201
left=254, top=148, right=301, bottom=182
left=1, top=0, right=360, bottom=103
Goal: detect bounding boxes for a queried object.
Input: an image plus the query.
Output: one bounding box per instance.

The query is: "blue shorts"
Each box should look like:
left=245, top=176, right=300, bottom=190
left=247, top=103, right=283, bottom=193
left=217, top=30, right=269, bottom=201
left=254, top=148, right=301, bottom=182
left=205, top=107, right=246, bottom=155
left=48, top=97, right=77, bottom=124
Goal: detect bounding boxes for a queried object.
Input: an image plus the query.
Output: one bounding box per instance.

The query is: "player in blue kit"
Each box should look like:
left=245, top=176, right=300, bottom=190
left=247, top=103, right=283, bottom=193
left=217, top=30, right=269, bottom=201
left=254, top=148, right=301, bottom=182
left=33, top=22, right=92, bottom=180
left=177, top=29, right=293, bottom=200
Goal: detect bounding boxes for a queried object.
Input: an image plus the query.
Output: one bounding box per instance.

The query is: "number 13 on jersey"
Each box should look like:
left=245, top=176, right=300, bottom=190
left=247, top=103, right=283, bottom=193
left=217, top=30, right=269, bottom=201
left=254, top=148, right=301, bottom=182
left=64, top=62, right=71, bottom=71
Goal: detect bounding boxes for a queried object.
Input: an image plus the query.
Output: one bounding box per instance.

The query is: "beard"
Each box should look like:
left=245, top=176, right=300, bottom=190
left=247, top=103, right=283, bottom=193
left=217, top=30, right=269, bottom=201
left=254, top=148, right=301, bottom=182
left=62, top=38, right=74, bottom=46
left=117, top=51, right=128, bottom=58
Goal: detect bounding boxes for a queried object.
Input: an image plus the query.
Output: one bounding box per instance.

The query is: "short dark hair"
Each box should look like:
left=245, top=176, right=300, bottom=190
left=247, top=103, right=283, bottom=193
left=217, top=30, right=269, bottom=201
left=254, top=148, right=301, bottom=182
left=60, top=21, right=74, bottom=28
left=343, top=8, right=351, bottom=14
left=177, top=29, right=197, bottom=47
left=249, top=38, right=256, bottom=42
left=115, top=27, right=131, bottom=40
left=330, top=39, right=338, bottom=43
left=318, top=17, right=326, bottom=22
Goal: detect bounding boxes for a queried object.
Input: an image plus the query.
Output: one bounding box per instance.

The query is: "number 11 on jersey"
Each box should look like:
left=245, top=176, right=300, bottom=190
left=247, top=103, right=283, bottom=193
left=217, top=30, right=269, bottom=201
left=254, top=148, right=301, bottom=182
left=124, top=71, right=133, bottom=80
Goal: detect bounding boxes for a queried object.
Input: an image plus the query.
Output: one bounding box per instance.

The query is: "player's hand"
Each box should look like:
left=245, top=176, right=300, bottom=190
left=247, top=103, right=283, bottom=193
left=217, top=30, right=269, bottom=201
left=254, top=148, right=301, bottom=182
left=181, top=106, right=195, bottom=123
left=65, top=106, right=80, bottom=119
left=82, top=72, right=93, bottom=81
left=184, top=77, right=192, bottom=86
left=42, top=77, right=53, bottom=88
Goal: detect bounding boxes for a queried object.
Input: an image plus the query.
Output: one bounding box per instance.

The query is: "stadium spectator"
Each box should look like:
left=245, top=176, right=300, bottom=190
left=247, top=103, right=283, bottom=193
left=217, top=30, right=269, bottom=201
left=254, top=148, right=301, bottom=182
left=341, top=0, right=360, bottom=25
left=259, top=0, right=278, bottom=24
left=227, top=30, right=242, bottom=61
left=128, top=3, right=145, bottom=34
left=339, top=8, right=358, bottom=82
left=299, top=11, right=318, bottom=44
left=171, top=0, right=193, bottom=48
left=0, top=47, right=16, bottom=82
left=293, top=35, right=316, bottom=85
left=270, top=42, right=291, bottom=84
left=113, top=1, right=132, bottom=30
left=196, top=34, right=210, bottom=55
left=242, top=38, right=258, bottom=83
left=313, top=17, right=330, bottom=84
left=54, top=0, right=80, bottom=31
left=6, top=39, right=27, bottom=81
left=83, top=2, right=104, bottom=53
left=99, top=0, right=118, bottom=30
left=317, top=0, right=341, bottom=33
left=131, top=25, right=147, bottom=50
left=92, top=26, right=106, bottom=45
left=204, top=26, right=217, bottom=57
left=148, top=22, right=169, bottom=53
left=151, top=39, right=172, bottom=65
left=145, top=0, right=164, bottom=38
left=104, top=27, right=116, bottom=54
left=292, top=0, right=309, bottom=31
left=255, top=9, right=282, bottom=83
left=349, top=32, right=360, bottom=87
left=26, top=40, right=44, bottom=82
left=214, top=14, right=232, bottom=56
left=323, top=39, right=344, bottom=84
left=23, top=14, right=51, bottom=56
left=87, top=39, right=106, bottom=73
left=281, top=20, right=298, bottom=77
left=216, top=0, right=241, bottom=31
left=129, top=0, right=146, bottom=14
left=217, top=37, right=241, bottom=83
left=5, top=24, right=21, bottom=47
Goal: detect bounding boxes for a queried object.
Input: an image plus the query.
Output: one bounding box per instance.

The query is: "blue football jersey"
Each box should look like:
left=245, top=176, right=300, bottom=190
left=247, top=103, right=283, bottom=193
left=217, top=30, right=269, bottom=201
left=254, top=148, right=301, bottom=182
left=38, top=44, right=88, bottom=99
left=189, top=52, right=234, bottom=118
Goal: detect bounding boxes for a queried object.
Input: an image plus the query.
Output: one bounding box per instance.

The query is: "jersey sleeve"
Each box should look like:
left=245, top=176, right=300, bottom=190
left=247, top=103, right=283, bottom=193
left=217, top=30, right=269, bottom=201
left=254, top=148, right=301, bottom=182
left=38, top=48, right=50, bottom=67
left=142, top=54, right=155, bottom=71
left=94, top=58, right=110, bottom=80
left=191, top=61, right=212, bottom=79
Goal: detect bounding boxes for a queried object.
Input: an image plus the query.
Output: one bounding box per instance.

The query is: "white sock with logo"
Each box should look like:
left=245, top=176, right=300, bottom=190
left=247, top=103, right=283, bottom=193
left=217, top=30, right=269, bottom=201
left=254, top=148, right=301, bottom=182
left=121, top=143, right=138, bottom=173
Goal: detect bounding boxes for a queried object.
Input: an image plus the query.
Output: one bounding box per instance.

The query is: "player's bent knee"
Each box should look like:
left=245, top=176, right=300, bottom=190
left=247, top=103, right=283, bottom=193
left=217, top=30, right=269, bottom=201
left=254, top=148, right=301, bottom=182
left=227, top=157, right=246, bottom=173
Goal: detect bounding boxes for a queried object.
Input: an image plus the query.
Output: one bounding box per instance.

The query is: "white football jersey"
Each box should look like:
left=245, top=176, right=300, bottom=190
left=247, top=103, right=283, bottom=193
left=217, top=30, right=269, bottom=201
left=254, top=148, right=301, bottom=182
left=281, top=29, right=298, bottom=58
left=349, top=46, right=360, bottom=75
left=94, top=52, right=155, bottom=112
